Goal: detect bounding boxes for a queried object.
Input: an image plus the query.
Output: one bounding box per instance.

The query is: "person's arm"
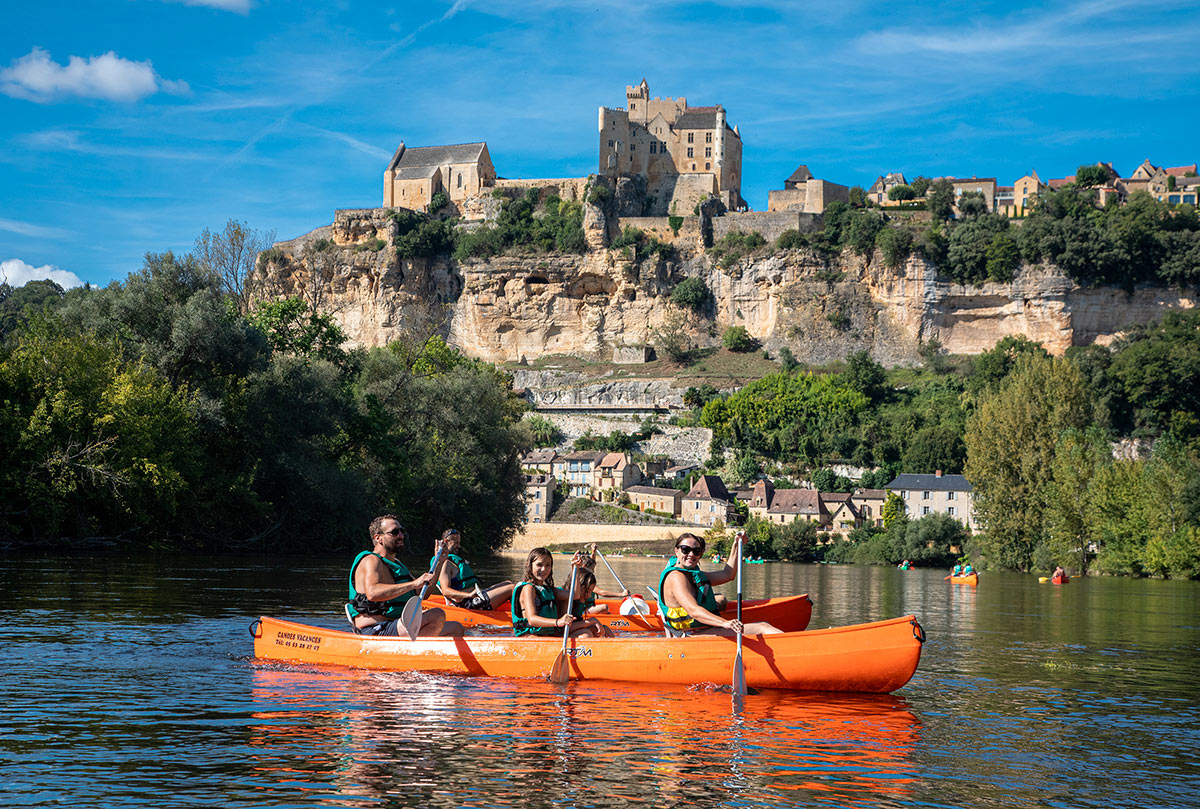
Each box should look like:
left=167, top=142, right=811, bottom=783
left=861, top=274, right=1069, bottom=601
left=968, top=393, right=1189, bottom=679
left=593, top=586, right=629, bottom=599
left=437, top=559, right=474, bottom=601
left=663, top=570, right=736, bottom=631
left=360, top=556, right=434, bottom=602
left=521, top=584, right=573, bottom=630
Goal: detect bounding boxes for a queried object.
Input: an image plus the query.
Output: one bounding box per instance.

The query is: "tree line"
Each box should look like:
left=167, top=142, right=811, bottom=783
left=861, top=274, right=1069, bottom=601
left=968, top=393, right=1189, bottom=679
left=0, top=224, right=531, bottom=554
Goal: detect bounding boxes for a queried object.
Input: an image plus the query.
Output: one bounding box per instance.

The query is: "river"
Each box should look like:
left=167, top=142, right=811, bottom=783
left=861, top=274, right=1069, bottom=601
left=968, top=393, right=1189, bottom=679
left=1, top=552, right=1197, bottom=808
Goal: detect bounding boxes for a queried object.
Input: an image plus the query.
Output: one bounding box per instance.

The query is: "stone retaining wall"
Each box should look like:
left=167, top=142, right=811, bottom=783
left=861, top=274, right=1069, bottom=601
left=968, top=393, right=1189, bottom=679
left=509, top=522, right=691, bottom=552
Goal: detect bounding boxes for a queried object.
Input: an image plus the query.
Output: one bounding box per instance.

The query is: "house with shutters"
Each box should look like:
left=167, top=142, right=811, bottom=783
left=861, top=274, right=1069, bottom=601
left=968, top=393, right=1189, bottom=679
left=682, top=475, right=735, bottom=527
left=885, top=471, right=977, bottom=532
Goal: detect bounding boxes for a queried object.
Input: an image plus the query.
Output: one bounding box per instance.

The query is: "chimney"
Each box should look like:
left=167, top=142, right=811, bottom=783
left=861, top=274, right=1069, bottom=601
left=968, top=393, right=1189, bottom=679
left=936, top=469, right=943, bottom=477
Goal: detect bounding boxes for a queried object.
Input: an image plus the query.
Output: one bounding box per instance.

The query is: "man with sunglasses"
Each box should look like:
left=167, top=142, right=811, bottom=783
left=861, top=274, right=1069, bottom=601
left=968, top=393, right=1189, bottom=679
left=347, top=515, right=463, bottom=636
left=658, top=532, right=782, bottom=636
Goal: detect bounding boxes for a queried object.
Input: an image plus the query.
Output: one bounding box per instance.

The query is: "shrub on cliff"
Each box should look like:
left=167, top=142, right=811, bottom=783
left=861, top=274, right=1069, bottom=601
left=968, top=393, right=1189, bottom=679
left=708, top=229, right=767, bottom=268
left=670, top=277, right=710, bottom=313
left=454, top=193, right=585, bottom=259
left=722, top=325, right=755, bottom=352
left=393, top=210, right=456, bottom=259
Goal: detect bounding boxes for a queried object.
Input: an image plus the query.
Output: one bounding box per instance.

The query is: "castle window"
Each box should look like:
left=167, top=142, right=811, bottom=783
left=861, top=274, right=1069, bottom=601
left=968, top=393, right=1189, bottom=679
left=705, top=147, right=711, bottom=157
left=705, top=162, right=710, bottom=170
left=608, top=140, right=614, bottom=148
left=706, top=132, right=712, bottom=143
left=691, top=163, right=696, bottom=171
left=687, top=147, right=693, bottom=158
left=687, top=133, right=694, bottom=143
left=630, top=144, right=635, bottom=151
left=631, top=102, right=636, bottom=110
left=457, top=173, right=462, bottom=188
left=650, top=142, right=657, bottom=154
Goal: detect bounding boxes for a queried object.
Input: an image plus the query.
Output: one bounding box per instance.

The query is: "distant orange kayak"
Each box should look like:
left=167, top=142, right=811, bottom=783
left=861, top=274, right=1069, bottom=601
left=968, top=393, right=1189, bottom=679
left=251, top=614, right=925, bottom=693
left=423, top=593, right=813, bottom=633
left=949, top=573, right=978, bottom=585
left=1051, top=575, right=1069, bottom=584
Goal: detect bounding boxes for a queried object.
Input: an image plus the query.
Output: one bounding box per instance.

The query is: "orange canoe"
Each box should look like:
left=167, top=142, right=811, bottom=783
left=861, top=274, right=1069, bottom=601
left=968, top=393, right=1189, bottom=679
left=1051, top=575, right=1069, bottom=584
left=251, top=614, right=925, bottom=693
left=423, top=593, right=813, bottom=633
left=949, top=573, right=978, bottom=585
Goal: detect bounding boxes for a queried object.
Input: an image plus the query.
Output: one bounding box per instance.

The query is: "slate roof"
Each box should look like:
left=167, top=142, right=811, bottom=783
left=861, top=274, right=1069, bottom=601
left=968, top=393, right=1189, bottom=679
left=559, top=450, right=608, bottom=463
left=626, top=485, right=681, bottom=497
left=886, top=473, right=974, bottom=492
left=684, top=474, right=731, bottom=502
left=786, top=165, right=813, bottom=185
left=393, top=164, right=441, bottom=181
left=853, top=488, right=887, bottom=500
left=674, top=106, right=722, bottom=130
left=394, top=142, right=487, bottom=169
left=522, top=449, right=557, bottom=465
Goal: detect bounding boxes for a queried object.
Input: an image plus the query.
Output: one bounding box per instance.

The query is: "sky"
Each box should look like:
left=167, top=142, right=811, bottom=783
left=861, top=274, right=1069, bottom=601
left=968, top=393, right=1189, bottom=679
left=3, top=1, right=1200, bottom=289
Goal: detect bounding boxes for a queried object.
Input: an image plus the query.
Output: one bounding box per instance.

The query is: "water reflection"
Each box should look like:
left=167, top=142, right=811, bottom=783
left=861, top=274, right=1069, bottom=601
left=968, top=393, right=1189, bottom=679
left=249, top=667, right=920, bottom=808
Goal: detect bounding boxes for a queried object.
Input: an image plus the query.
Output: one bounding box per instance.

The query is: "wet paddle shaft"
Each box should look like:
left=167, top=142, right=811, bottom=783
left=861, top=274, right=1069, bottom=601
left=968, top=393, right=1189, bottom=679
left=733, top=531, right=748, bottom=696
left=400, top=541, right=449, bottom=641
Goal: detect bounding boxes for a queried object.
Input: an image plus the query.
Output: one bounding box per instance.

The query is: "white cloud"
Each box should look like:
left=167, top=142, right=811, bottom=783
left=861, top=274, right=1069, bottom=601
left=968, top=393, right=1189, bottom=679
left=1, top=258, right=83, bottom=289
left=169, top=0, right=252, bottom=12
left=0, top=217, right=71, bottom=239
left=0, top=47, right=190, bottom=103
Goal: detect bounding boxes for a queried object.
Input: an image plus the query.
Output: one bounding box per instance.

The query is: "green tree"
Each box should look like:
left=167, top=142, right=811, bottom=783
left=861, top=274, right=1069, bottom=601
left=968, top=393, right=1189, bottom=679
left=888, top=184, right=916, bottom=203
left=876, top=226, right=915, bottom=269
left=670, top=277, right=710, bottom=313
left=985, top=231, right=1021, bottom=282
left=848, top=186, right=869, bottom=208
left=722, top=325, right=755, bottom=352
left=964, top=354, right=1092, bottom=571
left=927, top=179, right=956, bottom=221
left=968, top=335, right=1050, bottom=397
left=1074, top=164, right=1111, bottom=188
left=881, top=491, right=906, bottom=528
left=844, top=350, right=887, bottom=403
left=1043, top=427, right=1111, bottom=574
left=773, top=518, right=818, bottom=562
left=1107, top=310, right=1200, bottom=443
left=957, top=191, right=989, bottom=218
left=910, top=176, right=932, bottom=197
left=778, top=346, right=799, bottom=373
left=524, top=414, right=562, bottom=448
left=0, top=278, right=66, bottom=337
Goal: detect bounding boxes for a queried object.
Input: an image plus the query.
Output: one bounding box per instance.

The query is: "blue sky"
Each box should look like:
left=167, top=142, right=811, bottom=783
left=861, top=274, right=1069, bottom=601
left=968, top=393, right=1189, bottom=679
left=3, top=1, right=1200, bottom=288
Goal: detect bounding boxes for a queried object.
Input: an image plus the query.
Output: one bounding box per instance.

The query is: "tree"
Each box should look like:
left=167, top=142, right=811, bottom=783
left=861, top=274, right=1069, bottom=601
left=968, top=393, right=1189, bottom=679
left=888, top=184, right=916, bottom=203
left=778, top=346, right=799, bottom=373
left=524, top=414, right=562, bottom=447
left=968, top=335, right=1050, bottom=397
left=910, top=176, right=932, bottom=197
left=194, top=219, right=276, bottom=314
left=848, top=186, right=869, bottom=208
left=1107, top=310, right=1200, bottom=443
left=947, top=214, right=1011, bottom=283
left=964, top=354, right=1092, bottom=571
left=683, top=384, right=719, bottom=409
left=773, top=518, right=818, bottom=562
left=876, top=226, right=914, bottom=269
left=652, top=308, right=694, bottom=363
left=1074, top=164, right=1111, bottom=188
left=881, top=491, right=906, bottom=528
left=670, top=277, right=710, bottom=313
left=722, top=325, right=755, bottom=352
left=927, top=179, right=956, bottom=221
left=1043, top=427, right=1110, bottom=574
left=956, top=191, right=989, bottom=218
left=844, top=350, right=886, bottom=403
left=902, top=424, right=966, bottom=474
left=985, top=231, right=1021, bottom=282
left=0, top=278, right=65, bottom=337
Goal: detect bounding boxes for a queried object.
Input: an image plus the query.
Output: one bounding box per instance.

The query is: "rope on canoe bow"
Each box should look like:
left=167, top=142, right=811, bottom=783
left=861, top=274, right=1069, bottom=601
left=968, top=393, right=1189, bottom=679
left=248, top=619, right=262, bottom=638
left=910, top=618, right=926, bottom=644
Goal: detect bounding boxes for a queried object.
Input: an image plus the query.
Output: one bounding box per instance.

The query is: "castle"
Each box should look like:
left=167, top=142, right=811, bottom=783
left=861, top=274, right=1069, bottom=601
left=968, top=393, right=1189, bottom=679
left=597, top=78, right=746, bottom=215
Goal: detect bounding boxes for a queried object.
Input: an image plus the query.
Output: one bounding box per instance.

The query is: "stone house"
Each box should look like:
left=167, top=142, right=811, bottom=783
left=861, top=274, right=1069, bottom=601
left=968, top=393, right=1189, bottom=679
left=521, top=449, right=557, bottom=475
left=625, top=485, right=683, bottom=517
left=525, top=473, right=555, bottom=524
left=598, top=79, right=746, bottom=214
left=821, top=492, right=859, bottom=537
left=767, top=165, right=850, bottom=213
left=596, top=452, right=642, bottom=494
left=552, top=450, right=608, bottom=499
left=665, top=462, right=698, bottom=481
left=1012, top=171, right=1048, bottom=214
left=383, top=142, right=497, bottom=209
left=682, top=475, right=734, bottom=527
left=947, top=177, right=997, bottom=213
left=851, top=488, right=888, bottom=529
left=886, top=471, right=977, bottom=532
left=868, top=172, right=907, bottom=205
left=747, top=479, right=826, bottom=526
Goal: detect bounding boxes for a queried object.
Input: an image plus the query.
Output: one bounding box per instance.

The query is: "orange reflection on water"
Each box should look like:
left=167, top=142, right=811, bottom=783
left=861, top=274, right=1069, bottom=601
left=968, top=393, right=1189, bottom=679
left=248, top=666, right=920, bottom=807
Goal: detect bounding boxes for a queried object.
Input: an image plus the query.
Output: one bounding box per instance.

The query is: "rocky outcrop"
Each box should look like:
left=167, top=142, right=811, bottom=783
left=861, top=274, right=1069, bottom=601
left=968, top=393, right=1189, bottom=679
left=255, top=209, right=1195, bottom=365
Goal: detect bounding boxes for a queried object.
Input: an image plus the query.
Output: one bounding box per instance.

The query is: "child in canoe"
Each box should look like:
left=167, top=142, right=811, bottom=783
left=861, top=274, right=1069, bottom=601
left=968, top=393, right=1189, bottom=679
left=569, top=545, right=630, bottom=615
left=511, top=547, right=605, bottom=638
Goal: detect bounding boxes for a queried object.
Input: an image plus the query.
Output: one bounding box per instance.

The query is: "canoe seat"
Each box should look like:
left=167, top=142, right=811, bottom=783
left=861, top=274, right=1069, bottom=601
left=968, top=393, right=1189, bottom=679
left=663, top=624, right=688, bottom=638
left=344, top=603, right=361, bottom=634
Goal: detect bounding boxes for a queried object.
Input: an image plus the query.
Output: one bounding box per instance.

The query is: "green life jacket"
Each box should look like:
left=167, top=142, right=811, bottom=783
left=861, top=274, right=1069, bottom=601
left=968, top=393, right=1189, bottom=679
left=441, top=551, right=479, bottom=593
left=347, top=551, right=416, bottom=619
left=658, top=559, right=721, bottom=629
left=511, top=581, right=558, bottom=637
left=579, top=593, right=596, bottom=611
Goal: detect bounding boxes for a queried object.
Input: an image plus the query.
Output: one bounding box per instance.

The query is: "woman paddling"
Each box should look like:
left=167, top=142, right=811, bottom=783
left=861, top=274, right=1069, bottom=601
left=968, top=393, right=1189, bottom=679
left=658, top=532, right=782, bottom=636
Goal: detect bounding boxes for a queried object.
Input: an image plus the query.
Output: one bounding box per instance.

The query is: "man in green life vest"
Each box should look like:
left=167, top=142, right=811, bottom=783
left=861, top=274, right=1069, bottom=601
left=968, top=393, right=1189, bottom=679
left=435, top=528, right=515, bottom=610
left=348, top=515, right=464, bottom=636
left=659, top=531, right=783, bottom=636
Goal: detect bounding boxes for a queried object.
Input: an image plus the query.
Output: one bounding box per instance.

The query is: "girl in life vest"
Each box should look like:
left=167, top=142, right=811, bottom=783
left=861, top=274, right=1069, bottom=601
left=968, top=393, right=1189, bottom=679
left=571, top=544, right=631, bottom=615
left=569, top=568, right=614, bottom=637
left=511, top=547, right=604, bottom=638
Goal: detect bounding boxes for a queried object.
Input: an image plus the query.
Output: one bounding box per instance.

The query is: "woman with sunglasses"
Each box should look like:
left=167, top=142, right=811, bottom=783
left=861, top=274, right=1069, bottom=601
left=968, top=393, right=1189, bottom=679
left=434, top=528, right=515, bottom=610
left=658, top=532, right=782, bottom=636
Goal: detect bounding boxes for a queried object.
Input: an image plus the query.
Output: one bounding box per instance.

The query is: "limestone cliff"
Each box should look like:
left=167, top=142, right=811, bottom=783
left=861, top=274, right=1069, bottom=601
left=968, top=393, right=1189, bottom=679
left=254, top=208, right=1195, bottom=366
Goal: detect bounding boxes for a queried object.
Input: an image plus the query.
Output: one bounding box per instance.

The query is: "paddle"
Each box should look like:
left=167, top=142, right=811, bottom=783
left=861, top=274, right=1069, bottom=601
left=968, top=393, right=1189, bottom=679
left=548, top=564, right=579, bottom=684
left=594, top=547, right=649, bottom=616
left=732, top=532, right=747, bottom=696
left=400, top=541, right=448, bottom=641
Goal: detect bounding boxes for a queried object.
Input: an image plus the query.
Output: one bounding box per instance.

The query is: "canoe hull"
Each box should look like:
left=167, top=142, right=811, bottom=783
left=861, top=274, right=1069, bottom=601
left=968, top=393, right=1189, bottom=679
left=426, top=593, right=813, bottom=633
left=251, top=614, right=924, bottom=693
left=949, top=574, right=978, bottom=585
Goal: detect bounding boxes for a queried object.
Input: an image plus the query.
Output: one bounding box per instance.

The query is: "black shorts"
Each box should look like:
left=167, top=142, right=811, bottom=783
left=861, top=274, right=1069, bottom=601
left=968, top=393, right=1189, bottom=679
left=358, top=619, right=403, bottom=636
left=455, top=592, right=492, bottom=611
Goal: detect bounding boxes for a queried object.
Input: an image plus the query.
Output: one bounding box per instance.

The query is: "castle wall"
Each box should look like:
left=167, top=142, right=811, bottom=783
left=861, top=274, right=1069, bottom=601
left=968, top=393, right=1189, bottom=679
left=616, top=216, right=701, bottom=246
left=713, top=211, right=823, bottom=243
left=494, top=177, right=590, bottom=202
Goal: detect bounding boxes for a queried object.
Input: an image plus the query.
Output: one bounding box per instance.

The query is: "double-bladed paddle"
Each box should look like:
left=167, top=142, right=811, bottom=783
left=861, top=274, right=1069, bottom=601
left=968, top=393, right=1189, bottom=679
left=400, top=541, right=448, bottom=641
left=548, top=564, right=579, bottom=684
left=594, top=547, right=650, bottom=616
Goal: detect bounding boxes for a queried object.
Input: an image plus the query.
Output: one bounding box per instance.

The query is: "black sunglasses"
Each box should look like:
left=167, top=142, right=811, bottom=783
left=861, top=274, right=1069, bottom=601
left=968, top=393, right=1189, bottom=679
left=381, top=527, right=405, bottom=537
left=676, top=544, right=703, bottom=555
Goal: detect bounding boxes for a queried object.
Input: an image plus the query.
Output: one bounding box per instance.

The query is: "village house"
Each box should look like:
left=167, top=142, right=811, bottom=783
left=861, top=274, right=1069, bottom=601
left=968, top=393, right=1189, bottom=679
left=820, top=492, right=859, bottom=538
left=521, top=449, right=557, bottom=475
left=948, top=177, right=998, bottom=212
left=552, top=450, right=607, bottom=499
left=1012, top=171, right=1049, bottom=214
left=596, top=452, right=642, bottom=494
left=851, top=488, right=888, bottom=529
left=868, top=172, right=907, bottom=205
left=886, top=471, right=977, bottom=532
left=746, top=480, right=826, bottom=526
left=383, top=142, right=497, bottom=209
left=682, top=475, right=735, bottom=527
left=598, top=79, right=746, bottom=214
left=624, top=484, right=683, bottom=517
left=524, top=473, right=555, bottom=524
left=664, top=462, right=698, bottom=481
left=766, top=164, right=850, bottom=213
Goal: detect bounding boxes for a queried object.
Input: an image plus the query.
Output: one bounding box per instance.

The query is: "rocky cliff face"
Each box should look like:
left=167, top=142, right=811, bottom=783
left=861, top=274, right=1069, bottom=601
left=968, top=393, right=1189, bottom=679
left=255, top=208, right=1195, bottom=366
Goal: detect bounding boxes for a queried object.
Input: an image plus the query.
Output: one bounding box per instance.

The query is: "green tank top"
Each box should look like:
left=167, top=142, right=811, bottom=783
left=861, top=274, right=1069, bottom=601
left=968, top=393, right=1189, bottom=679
left=347, top=551, right=416, bottom=619
left=511, top=581, right=558, bottom=636
left=441, top=552, right=479, bottom=593
left=658, top=559, right=721, bottom=629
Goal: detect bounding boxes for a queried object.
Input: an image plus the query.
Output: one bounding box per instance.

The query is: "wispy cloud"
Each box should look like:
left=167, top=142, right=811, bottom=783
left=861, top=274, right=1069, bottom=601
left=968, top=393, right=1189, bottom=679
left=1, top=258, right=83, bottom=289
left=21, top=129, right=224, bottom=162
left=165, top=0, right=252, bottom=13
left=297, top=123, right=391, bottom=161
left=0, top=217, right=70, bottom=239
left=0, top=48, right=189, bottom=103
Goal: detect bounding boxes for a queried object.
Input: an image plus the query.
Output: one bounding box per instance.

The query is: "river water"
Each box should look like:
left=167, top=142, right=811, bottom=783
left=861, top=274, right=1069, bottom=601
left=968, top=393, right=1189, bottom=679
left=1, top=552, right=1197, bottom=808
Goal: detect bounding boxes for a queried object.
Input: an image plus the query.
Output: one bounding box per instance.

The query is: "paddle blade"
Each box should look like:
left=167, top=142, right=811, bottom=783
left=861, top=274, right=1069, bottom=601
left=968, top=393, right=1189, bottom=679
left=549, top=651, right=570, bottom=684
left=400, top=597, right=421, bottom=641
left=620, top=596, right=651, bottom=616
left=732, top=646, right=747, bottom=696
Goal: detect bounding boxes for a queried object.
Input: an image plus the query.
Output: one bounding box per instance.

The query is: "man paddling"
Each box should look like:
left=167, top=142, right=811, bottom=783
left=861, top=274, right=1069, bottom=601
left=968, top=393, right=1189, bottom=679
left=435, top=528, right=515, bottom=610
left=658, top=532, right=782, bottom=636
left=348, top=515, right=464, bottom=637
